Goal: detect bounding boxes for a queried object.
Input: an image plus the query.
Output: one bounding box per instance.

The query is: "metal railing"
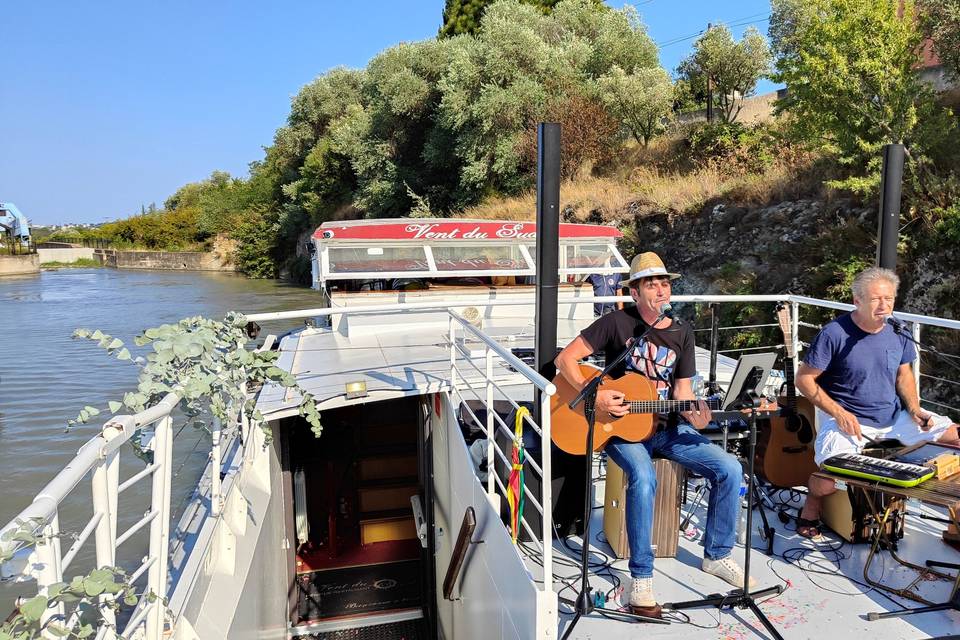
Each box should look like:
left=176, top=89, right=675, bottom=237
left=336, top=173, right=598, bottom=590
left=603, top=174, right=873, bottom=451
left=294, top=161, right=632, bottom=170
left=445, top=309, right=559, bottom=636
left=2, top=293, right=955, bottom=639
left=0, top=393, right=246, bottom=640
left=0, top=238, right=37, bottom=255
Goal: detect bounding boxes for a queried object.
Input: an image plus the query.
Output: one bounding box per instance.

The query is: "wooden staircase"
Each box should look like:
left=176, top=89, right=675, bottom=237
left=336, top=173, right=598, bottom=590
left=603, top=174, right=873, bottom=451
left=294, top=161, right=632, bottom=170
left=357, top=424, right=419, bottom=546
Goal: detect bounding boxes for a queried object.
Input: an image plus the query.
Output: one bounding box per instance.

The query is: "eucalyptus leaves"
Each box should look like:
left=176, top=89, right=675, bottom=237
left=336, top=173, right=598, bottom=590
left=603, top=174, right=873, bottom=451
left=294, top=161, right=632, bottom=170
left=70, top=312, right=322, bottom=442
left=0, top=520, right=150, bottom=640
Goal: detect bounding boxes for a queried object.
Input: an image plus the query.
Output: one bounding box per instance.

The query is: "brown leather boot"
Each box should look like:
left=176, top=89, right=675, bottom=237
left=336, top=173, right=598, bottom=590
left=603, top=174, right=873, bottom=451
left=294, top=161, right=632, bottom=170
left=628, top=577, right=662, bottom=619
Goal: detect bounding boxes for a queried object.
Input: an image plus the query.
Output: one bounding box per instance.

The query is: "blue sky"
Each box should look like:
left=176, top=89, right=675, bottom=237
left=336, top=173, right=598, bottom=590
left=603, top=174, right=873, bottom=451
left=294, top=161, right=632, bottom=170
left=0, top=1, right=775, bottom=225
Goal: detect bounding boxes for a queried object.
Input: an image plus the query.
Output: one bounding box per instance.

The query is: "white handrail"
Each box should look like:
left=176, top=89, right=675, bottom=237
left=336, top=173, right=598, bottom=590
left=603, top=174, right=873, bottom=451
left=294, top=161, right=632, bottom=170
left=0, top=391, right=203, bottom=640
left=446, top=308, right=558, bottom=633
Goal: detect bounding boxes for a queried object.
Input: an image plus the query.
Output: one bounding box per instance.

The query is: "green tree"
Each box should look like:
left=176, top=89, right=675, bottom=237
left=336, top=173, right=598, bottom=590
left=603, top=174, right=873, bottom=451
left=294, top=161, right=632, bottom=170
left=439, top=0, right=659, bottom=197
left=770, top=0, right=943, bottom=192
left=333, top=38, right=463, bottom=216
left=917, top=0, right=960, bottom=82
left=439, top=0, right=600, bottom=37
left=677, top=25, right=771, bottom=123
left=597, top=66, right=674, bottom=146
left=165, top=171, right=264, bottom=237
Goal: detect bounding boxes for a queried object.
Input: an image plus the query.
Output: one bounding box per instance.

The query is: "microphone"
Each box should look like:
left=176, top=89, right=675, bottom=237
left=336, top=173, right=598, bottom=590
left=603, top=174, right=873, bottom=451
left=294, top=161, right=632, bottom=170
left=886, top=315, right=905, bottom=333
left=659, top=302, right=682, bottom=326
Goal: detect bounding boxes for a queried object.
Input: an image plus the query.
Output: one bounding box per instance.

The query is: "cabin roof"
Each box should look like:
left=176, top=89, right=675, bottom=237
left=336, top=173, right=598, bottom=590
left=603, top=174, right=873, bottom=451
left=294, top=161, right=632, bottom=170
left=312, top=219, right=628, bottom=282
left=313, top=218, right=621, bottom=242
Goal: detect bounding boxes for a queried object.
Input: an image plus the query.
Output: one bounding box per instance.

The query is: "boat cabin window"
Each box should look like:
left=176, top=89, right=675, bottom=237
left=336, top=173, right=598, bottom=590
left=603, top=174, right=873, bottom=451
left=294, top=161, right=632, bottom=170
left=313, top=219, right=628, bottom=292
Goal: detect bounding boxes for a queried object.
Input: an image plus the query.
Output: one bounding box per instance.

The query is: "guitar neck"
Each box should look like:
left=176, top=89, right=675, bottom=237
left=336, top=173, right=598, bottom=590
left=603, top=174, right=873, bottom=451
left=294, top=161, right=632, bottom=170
left=627, top=399, right=721, bottom=414
left=776, top=305, right=799, bottom=407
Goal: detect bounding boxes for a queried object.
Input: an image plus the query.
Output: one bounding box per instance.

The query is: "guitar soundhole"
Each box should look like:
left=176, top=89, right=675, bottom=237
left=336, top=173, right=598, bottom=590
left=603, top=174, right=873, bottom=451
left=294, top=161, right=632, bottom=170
left=785, top=413, right=801, bottom=433
left=797, top=417, right=813, bottom=444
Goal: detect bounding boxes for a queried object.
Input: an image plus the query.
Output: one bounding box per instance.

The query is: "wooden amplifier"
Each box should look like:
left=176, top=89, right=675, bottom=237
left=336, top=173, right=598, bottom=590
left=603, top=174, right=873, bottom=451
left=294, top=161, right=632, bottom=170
left=603, top=457, right=682, bottom=558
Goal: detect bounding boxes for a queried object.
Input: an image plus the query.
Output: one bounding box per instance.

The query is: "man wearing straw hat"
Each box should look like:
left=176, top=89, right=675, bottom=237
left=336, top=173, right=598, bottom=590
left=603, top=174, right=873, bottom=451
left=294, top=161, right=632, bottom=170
left=555, top=252, right=749, bottom=618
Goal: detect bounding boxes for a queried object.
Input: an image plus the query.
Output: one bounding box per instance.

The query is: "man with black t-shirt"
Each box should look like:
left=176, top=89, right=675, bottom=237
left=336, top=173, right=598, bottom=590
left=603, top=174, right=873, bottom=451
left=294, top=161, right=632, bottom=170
left=555, top=252, right=749, bottom=618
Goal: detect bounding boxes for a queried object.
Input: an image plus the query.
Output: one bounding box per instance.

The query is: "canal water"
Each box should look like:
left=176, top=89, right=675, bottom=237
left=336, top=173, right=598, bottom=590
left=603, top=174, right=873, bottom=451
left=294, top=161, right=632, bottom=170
left=0, top=268, right=320, bottom=615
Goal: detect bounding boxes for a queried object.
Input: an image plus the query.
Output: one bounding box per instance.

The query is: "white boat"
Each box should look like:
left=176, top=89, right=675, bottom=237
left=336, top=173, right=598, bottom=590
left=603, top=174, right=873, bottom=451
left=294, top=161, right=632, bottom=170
left=3, top=218, right=960, bottom=639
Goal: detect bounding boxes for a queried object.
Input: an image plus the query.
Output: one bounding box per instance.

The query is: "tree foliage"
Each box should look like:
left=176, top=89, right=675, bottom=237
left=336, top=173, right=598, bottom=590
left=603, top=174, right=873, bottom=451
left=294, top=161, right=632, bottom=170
left=677, top=25, right=771, bottom=123
left=917, top=0, right=960, bottom=82
left=439, top=0, right=659, bottom=196
left=438, top=0, right=600, bottom=37
left=770, top=0, right=936, bottom=192
left=597, top=66, right=674, bottom=146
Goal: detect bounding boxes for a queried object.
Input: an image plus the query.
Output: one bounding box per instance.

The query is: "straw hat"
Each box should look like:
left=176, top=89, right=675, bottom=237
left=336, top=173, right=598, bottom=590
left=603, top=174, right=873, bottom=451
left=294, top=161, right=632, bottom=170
left=625, top=252, right=681, bottom=285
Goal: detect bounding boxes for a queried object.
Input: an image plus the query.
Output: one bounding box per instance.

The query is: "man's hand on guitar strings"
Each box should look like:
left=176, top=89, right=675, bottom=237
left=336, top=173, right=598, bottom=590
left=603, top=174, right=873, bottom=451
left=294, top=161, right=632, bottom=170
left=596, top=389, right=629, bottom=418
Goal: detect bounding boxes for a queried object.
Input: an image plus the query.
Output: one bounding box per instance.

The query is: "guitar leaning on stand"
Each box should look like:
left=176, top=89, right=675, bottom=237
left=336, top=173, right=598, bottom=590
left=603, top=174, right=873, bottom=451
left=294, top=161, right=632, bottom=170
left=755, top=304, right=819, bottom=489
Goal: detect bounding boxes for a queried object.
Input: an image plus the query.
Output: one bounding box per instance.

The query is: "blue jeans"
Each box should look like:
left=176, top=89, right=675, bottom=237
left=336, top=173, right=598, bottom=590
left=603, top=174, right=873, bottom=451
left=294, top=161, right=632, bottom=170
left=605, top=424, right=742, bottom=578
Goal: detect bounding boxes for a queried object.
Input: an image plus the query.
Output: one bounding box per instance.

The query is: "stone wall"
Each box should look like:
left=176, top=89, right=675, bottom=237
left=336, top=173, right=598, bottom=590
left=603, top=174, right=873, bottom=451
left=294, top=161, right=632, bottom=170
left=115, top=250, right=236, bottom=272
left=676, top=90, right=780, bottom=126
left=0, top=254, right=40, bottom=276
left=37, top=247, right=96, bottom=263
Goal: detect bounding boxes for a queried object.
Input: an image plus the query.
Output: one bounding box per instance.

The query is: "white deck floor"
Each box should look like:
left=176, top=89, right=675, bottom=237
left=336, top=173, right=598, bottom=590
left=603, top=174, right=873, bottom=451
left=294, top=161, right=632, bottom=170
left=536, top=465, right=960, bottom=639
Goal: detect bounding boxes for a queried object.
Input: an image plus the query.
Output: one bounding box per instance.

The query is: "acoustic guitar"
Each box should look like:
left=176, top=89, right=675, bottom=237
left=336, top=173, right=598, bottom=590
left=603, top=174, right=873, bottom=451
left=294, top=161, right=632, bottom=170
left=550, top=364, right=722, bottom=455
left=755, top=304, right=820, bottom=488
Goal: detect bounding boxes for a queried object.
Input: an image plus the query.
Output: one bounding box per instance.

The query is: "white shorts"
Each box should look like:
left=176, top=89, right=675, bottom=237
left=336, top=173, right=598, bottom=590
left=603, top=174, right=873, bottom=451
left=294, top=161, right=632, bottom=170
left=814, top=408, right=954, bottom=466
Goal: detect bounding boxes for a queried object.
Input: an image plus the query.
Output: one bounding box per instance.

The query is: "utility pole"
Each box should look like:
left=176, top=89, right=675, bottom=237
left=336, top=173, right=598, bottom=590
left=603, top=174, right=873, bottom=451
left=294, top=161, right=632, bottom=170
left=705, top=22, right=714, bottom=123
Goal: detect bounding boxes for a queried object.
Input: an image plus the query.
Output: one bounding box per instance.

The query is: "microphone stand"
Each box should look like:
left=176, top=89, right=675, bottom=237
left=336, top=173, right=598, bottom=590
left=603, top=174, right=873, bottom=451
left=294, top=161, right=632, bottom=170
left=663, top=367, right=785, bottom=640
left=559, top=309, right=673, bottom=639
left=889, top=318, right=960, bottom=376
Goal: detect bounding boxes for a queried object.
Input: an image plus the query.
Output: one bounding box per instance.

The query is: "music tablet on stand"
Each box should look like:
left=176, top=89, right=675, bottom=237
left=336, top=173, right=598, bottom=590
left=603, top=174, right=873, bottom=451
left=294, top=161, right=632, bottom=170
left=720, top=352, right=778, bottom=412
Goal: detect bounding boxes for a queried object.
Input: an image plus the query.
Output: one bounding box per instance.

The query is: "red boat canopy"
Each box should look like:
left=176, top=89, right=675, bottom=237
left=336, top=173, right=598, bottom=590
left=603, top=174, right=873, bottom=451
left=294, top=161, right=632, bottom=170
left=313, top=219, right=620, bottom=241
left=311, top=218, right=627, bottom=283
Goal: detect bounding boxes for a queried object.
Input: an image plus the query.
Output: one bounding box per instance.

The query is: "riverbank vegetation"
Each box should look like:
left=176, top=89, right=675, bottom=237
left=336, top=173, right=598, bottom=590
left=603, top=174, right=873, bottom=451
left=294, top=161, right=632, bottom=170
left=89, top=0, right=960, bottom=304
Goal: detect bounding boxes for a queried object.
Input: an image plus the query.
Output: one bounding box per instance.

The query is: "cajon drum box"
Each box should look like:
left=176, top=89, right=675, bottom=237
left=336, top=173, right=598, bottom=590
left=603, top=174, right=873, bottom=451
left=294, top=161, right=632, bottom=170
left=603, top=457, right=682, bottom=558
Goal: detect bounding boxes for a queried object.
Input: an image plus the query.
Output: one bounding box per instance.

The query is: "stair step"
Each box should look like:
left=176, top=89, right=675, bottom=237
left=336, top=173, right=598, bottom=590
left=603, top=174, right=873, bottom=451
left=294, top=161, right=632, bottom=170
left=359, top=454, right=417, bottom=482
left=359, top=476, right=419, bottom=489
left=359, top=423, right=417, bottom=448
left=358, top=480, right=418, bottom=512
left=359, top=508, right=411, bottom=522
left=358, top=442, right=417, bottom=458
left=360, top=511, right=416, bottom=544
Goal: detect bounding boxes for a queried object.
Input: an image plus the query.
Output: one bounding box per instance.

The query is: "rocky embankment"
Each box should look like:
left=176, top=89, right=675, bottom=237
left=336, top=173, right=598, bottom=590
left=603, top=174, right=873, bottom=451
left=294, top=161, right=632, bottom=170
left=625, top=198, right=957, bottom=321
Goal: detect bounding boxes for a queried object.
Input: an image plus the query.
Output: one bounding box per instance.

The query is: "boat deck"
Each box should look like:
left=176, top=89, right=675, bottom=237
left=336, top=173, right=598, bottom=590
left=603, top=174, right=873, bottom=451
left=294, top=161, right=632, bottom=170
left=255, top=313, right=743, bottom=418
left=533, top=464, right=960, bottom=639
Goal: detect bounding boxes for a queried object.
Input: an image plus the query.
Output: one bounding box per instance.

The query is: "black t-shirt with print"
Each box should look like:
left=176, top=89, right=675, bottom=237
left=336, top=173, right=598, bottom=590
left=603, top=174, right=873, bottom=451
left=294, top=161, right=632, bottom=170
left=580, top=306, right=696, bottom=401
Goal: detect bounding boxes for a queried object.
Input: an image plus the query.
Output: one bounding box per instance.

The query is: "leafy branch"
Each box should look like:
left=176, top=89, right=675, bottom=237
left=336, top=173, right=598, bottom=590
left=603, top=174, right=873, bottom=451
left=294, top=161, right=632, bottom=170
left=69, top=312, right=322, bottom=443
left=1, top=521, right=156, bottom=640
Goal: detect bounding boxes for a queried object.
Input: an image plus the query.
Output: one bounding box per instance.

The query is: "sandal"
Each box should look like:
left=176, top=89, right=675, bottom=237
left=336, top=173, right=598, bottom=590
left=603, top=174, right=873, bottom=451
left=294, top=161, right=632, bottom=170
left=796, top=517, right=825, bottom=541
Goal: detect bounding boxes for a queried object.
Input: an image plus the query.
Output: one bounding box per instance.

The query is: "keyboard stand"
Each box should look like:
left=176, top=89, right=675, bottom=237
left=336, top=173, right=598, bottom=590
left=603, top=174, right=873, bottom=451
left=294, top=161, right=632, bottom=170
left=867, top=560, right=960, bottom=621
left=812, top=471, right=960, bottom=608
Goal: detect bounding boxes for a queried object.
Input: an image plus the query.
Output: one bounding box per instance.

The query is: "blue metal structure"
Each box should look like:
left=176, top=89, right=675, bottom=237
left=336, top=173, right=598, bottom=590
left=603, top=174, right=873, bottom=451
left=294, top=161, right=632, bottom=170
left=0, top=202, right=31, bottom=242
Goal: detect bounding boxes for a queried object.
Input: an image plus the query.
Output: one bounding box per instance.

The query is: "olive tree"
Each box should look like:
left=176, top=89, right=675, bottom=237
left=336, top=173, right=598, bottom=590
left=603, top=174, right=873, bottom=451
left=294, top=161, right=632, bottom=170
left=597, top=66, right=674, bottom=146
left=770, top=0, right=949, bottom=193
left=677, top=25, right=771, bottom=123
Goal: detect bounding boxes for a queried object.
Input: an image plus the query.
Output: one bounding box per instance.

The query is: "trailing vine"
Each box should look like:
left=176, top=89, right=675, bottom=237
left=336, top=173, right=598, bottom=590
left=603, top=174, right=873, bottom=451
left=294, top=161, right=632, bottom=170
left=1, top=520, right=154, bottom=639
left=69, top=312, right=322, bottom=443
left=1, top=313, right=322, bottom=638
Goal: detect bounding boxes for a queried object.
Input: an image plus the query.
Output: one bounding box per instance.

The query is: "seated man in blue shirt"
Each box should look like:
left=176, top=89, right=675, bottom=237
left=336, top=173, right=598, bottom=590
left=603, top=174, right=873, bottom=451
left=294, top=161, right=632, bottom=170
left=795, top=267, right=959, bottom=539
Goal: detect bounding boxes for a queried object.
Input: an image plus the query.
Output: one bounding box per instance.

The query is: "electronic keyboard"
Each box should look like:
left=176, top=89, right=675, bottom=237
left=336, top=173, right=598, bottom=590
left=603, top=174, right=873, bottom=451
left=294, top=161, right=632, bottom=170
left=821, top=452, right=935, bottom=487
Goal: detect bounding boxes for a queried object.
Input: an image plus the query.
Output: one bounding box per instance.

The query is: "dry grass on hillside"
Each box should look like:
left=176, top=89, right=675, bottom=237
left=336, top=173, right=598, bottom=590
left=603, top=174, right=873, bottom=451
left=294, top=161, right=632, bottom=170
left=462, top=177, right=636, bottom=221
left=462, top=148, right=824, bottom=224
